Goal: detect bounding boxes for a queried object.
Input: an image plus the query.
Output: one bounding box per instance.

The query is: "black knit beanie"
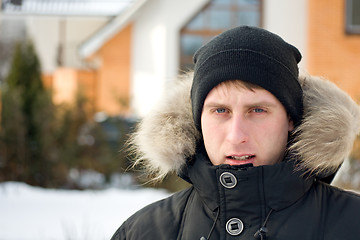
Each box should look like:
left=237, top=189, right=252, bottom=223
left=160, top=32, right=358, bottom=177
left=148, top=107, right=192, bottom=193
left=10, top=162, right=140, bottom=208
left=191, top=26, right=303, bottom=131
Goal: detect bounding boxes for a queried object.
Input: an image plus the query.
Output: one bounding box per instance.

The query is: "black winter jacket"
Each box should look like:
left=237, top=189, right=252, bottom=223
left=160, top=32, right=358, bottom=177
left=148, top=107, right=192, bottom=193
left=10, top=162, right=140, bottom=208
left=111, top=73, right=360, bottom=240
left=112, top=148, right=360, bottom=240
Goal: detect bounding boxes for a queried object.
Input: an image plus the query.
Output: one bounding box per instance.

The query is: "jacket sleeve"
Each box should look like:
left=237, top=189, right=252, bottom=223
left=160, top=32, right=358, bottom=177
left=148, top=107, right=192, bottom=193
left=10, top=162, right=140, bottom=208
left=110, top=223, right=126, bottom=240
left=109, top=187, right=194, bottom=240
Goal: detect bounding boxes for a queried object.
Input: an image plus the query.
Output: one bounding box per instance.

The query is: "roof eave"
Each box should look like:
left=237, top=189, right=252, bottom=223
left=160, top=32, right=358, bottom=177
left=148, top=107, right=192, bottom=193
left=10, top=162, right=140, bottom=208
left=79, top=0, right=149, bottom=59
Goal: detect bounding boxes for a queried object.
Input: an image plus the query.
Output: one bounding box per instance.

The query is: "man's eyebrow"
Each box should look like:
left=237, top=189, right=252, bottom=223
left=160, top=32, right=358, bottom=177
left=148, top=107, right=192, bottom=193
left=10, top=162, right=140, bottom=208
left=243, top=101, right=277, bottom=108
left=203, top=102, right=228, bottom=108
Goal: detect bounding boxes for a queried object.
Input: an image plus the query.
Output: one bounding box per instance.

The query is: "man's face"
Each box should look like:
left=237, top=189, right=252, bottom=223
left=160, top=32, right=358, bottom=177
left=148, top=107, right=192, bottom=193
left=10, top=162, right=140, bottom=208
left=201, top=81, right=294, bottom=166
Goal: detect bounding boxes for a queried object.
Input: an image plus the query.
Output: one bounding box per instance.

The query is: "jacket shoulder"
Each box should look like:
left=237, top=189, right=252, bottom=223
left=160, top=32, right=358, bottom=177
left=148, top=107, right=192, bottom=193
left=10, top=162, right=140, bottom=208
left=111, top=187, right=194, bottom=240
left=317, top=181, right=360, bottom=203
left=315, top=182, right=360, bottom=239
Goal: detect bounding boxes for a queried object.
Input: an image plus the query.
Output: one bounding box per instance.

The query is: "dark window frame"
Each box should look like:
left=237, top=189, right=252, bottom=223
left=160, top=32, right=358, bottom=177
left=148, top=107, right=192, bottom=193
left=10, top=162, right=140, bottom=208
left=345, top=0, right=360, bottom=34
left=179, top=0, right=263, bottom=72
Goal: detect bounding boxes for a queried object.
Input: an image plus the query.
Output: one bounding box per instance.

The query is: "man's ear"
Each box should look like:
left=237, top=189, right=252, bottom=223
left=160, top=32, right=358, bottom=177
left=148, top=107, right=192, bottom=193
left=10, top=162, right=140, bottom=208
left=288, top=116, right=294, bottom=132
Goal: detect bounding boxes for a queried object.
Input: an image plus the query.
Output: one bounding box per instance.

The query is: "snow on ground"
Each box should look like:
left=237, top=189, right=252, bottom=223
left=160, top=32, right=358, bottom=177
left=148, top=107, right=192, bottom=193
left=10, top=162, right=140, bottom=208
left=0, top=182, right=170, bottom=240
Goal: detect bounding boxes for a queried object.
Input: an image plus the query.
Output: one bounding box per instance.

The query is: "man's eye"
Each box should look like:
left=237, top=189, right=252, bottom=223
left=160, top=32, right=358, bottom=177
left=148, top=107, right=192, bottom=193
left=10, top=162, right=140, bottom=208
left=215, top=108, right=226, bottom=113
left=253, top=108, right=265, bottom=113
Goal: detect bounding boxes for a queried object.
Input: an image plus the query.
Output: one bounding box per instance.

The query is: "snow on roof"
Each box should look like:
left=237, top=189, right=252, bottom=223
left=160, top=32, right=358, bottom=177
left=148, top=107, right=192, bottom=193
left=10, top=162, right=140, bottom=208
left=1, top=0, right=134, bottom=17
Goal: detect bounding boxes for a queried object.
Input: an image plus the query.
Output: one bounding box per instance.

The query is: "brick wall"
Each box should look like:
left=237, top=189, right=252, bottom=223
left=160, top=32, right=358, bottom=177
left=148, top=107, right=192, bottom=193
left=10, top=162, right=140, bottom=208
left=93, top=23, right=133, bottom=116
left=308, top=0, right=360, bottom=100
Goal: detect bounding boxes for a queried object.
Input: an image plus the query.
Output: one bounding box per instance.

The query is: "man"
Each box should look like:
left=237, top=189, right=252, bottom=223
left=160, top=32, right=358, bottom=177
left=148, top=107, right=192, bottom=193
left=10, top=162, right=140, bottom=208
left=111, top=26, right=360, bottom=240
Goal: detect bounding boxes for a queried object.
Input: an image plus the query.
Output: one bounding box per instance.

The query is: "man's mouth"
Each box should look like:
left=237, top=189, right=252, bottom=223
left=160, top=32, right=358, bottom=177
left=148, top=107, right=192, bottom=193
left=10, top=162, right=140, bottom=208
left=227, top=155, right=255, bottom=161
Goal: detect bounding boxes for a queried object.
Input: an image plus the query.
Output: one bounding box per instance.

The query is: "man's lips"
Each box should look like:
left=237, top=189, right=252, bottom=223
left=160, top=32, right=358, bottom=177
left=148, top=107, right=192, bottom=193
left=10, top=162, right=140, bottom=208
left=225, top=155, right=255, bottom=165
left=227, top=155, right=255, bottom=160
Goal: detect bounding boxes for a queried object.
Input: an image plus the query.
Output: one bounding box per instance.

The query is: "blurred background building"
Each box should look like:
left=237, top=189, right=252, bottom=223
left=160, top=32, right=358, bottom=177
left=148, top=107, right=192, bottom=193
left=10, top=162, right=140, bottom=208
left=2, top=0, right=359, bottom=117
left=0, top=0, right=360, bottom=190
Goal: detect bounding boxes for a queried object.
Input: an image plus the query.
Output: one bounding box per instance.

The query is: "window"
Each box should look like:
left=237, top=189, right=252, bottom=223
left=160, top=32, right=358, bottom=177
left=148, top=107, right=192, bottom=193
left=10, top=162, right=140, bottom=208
left=346, top=0, right=360, bottom=34
left=180, top=0, right=262, bottom=71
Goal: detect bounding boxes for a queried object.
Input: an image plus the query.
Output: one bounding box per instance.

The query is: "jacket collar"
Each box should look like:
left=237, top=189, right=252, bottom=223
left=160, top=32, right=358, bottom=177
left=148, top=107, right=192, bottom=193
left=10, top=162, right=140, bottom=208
left=180, top=146, right=314, bottom=212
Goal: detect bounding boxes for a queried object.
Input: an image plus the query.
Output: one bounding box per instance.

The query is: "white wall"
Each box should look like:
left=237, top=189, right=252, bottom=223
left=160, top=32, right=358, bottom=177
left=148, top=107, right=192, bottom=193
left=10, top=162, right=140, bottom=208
left=26, top=16, right=108, bottom=73
left=130, top=0, right=209, bottom=117
left=26, top=17, right=60, bottom=74
left=263, top=0, right=308, bottom=68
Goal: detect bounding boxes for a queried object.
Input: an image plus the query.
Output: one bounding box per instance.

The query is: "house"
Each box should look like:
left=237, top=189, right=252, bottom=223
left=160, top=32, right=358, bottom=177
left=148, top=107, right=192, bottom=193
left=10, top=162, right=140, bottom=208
left=78, top=0, right=308, bottom=118
left=0, top=0, right=132, bottom=116
left=2, top=0, right=359, bottom=119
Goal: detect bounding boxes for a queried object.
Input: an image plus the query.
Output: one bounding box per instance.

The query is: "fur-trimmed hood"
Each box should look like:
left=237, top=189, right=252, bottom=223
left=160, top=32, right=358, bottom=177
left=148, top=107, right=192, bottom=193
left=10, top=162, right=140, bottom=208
left=130, top=71, right=360, bottom=181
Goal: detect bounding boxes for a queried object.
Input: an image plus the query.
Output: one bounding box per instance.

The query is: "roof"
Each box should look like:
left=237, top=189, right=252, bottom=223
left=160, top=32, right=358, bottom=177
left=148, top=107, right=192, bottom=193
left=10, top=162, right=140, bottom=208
left=78, top=0, right=149, bottom=59
left=1, top=0, right=134, bottom=17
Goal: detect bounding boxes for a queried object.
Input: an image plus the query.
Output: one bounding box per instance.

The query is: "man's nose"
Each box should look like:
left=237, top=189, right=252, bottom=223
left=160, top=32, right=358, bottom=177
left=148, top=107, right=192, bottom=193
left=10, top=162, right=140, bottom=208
left=226, top=114, right=249, bottom=144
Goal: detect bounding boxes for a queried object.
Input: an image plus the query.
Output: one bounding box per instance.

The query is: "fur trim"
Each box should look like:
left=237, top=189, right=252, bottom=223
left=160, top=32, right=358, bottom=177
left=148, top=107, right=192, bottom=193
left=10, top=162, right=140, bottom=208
left=129, top=72, right=200, bottom=181
left=130, top=71, right=360, bottom=180
left=290, top=71, right=360, bottom=176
